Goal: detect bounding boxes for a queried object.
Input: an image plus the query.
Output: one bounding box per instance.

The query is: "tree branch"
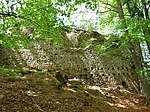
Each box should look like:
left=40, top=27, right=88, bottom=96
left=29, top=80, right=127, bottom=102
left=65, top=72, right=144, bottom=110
left=0, top=11, right=29, bottom=20
left=99, top=9, right=118, bottom=13
left=0, top=12, right=60, bottom=41
left=0, top=12, right=11, bottom=16
left=0, top=12, right=43, bottom=28
left=103, top=2, right=117, bottom=9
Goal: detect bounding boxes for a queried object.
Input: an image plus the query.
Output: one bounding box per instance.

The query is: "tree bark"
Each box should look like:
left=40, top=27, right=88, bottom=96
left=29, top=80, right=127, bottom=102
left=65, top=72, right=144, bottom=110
left=116, top=0, right=143, bottom=69
left=116, top=0, right=150, bottom=105
left=141, top=0, right=150, bottom=53
left=116, top=0, right=128, bottom=33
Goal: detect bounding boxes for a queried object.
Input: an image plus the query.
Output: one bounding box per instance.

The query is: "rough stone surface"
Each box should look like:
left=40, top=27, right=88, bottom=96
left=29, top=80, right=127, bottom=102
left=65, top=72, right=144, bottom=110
left=0, top=29, right=140, bottom=92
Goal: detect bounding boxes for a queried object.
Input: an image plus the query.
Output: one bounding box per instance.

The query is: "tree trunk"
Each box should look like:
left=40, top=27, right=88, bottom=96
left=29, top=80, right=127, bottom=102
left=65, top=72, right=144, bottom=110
left=116, top=0, right=150, bottom=105
left=116, top=0, right=143, bottom=69
left=142, top=0, right=150, bottom=53
left=116, top=0, right=128, bottom=33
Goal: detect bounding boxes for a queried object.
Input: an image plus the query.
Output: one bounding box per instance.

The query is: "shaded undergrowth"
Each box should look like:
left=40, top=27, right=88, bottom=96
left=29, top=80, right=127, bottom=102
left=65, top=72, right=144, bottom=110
left=0, top=66, right=150, bottom=112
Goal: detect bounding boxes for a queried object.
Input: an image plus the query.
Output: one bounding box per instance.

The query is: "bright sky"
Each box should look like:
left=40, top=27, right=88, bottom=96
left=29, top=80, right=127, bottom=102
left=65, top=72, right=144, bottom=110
left=1, top=0, right=110, bottom=34
left=57, top=3, right=111, bottom=34
left=67, top=5, right=99, bottom=30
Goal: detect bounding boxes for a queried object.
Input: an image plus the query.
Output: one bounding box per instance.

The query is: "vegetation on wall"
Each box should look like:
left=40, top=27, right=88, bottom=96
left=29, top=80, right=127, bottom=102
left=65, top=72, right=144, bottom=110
left=0, top=0, right=150, bottom=105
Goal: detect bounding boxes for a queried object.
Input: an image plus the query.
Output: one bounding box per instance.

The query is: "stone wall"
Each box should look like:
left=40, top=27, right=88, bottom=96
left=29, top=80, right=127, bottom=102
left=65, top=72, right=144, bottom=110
left=0, top=29, right=140, bottom=92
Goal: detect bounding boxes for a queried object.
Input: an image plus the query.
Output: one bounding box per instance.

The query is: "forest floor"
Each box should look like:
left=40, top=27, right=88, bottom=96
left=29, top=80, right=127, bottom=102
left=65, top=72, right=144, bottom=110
left=0, top=67, right=150, bottom=112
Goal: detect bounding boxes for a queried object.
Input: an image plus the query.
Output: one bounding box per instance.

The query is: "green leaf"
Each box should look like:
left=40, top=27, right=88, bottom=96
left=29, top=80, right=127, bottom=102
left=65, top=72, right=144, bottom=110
left=0, top=40, right=2, bottom=44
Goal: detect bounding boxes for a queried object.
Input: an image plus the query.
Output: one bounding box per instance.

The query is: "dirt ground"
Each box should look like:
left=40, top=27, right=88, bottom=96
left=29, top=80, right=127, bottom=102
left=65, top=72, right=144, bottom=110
left=0, top=69, right=150, bottom=112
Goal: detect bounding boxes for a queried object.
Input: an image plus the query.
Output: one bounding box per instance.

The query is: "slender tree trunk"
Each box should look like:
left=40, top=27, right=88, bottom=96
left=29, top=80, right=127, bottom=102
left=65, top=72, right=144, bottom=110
left=143, top=26, right=150, bottom=53
left=116, top=0, right=150, bottom=105
left=141, top=0, right=150, bottom=53
left=116, top=0, right=128, bottom=33
left=116, top=0, right=142, bottom=93
left=116, top=0, right=143, bottom=69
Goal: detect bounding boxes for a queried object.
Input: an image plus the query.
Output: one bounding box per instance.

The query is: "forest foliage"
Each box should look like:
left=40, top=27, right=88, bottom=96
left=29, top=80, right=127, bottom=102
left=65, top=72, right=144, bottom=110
left=0, top=0, right=150, bottom=77
left=0, top=0, right=149, bottom=70
left=0, top=0, right=149, bottom=48
left=0, top=0, right=150, bottom=105
left=0, top=1, right=149, bottom=73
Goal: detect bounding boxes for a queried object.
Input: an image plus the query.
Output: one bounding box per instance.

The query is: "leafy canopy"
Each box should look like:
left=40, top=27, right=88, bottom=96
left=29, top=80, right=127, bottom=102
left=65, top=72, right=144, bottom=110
left=0, top=0, right=149, bottom=48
